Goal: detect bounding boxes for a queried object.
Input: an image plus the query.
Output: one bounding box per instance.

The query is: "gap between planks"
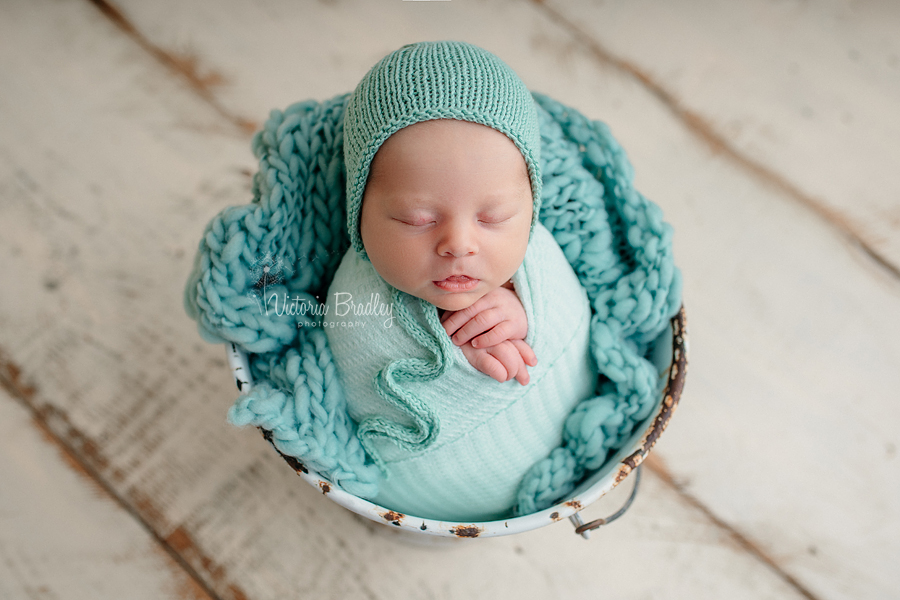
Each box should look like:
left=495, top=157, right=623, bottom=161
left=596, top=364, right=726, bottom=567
left=532, top=0, right=900, bottom=284
left=76, top=1, right=835, bottom=599
left=644, top=455, right=822, bottom=600
left=0, top=347, right=233, bottom=600
left=85, top=0, right=257, bottom=136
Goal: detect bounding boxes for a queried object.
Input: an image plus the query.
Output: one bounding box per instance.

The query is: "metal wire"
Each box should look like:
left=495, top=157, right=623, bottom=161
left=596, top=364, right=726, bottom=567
left=570, top=465, right=643, bottom=538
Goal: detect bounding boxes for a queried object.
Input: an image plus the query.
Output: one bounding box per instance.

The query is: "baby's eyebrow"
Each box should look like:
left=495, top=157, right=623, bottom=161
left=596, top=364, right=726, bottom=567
left=389, top=203, right=439, bottom=218
left=388, top=197, right=435, bottom=210
left=479, top=190, right=532, bottom=206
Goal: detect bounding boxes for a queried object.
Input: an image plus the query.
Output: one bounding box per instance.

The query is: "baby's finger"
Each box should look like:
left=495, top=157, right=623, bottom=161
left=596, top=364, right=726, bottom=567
left=510, top=339, right=538, bottom=367
left=441, top=304, right=480, bottom=336
left=501, top=340, right=533, bottom=385
left=440, top=291, right=503, bottom=335
left=462, top=345, right=508, bottom=383
left=513, top=368, right=530, bottom=386
left=487, top=341, right=528, bottom=385
left=451, top=308, right=503, bottom=346
left=470, top=319, right=515, bottom=348
left=441, top=308, right=461, bottom=332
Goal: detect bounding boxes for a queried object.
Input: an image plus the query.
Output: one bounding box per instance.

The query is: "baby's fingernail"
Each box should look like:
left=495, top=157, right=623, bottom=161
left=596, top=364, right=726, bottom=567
left=470, top=339, right=478, bottom=348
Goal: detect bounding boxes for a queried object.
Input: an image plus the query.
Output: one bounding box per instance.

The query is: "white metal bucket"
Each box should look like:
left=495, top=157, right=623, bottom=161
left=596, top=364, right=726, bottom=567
left=226, top=307, right=687, bottom=539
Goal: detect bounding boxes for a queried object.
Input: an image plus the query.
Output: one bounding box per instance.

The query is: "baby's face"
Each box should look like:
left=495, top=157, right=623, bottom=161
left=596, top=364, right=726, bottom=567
left=360, top=119, right=533, bottom=311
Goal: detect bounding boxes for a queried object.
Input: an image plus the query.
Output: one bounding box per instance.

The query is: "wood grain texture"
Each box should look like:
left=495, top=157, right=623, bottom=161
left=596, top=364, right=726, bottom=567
left=0, top=0, right=897, bottom=598
left=0, top=389, right=213, bottom=600
left=538, top=0, right=900, bottom=274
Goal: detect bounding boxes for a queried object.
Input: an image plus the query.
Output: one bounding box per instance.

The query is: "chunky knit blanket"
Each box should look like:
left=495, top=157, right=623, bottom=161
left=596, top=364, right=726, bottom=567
left=183, top=91, right=682, bottom=515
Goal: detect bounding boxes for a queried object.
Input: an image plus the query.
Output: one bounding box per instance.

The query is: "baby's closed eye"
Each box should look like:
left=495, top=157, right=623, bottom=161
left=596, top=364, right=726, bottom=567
left=393, top=213, right=436, bottom=227
left=477, top=211, right=515, bottom=225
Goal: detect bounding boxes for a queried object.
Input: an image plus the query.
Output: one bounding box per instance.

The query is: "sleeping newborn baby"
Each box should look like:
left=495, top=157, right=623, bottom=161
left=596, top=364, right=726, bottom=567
left=323, top=41, right=596, bottom=521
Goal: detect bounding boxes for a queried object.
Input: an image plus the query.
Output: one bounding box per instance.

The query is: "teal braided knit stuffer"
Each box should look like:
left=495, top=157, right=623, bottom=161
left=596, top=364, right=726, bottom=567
left=184, top=92, right=681, bottom=516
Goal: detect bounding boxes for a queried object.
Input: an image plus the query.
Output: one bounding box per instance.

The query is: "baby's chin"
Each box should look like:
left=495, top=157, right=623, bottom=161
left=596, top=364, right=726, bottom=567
left=429, top=290, right=485, bottom=313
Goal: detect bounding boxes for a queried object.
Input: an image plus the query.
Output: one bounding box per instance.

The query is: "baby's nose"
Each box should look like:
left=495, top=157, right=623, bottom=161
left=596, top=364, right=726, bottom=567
left=437, top=223, right=478, bottom=257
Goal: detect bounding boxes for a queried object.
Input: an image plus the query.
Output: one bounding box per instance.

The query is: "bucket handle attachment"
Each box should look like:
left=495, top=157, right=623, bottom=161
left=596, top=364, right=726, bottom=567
left=568, top=465, right=642, bottom=539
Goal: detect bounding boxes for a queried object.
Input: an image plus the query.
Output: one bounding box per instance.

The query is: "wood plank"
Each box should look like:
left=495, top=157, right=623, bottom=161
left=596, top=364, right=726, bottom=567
left=0, top=389, right=213, bottom=600
left=0, top=0, right=896, bottom=598
left=538, top=0, right=900, bottom=272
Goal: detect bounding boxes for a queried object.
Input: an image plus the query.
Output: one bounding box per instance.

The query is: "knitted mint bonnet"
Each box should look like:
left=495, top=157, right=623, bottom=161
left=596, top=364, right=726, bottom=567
left=343, top=41, right=543, bottom=254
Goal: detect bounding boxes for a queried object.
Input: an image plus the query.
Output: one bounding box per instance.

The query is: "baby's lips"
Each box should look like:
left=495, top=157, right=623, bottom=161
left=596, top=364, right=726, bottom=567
left=435, top=274, right=472, bottom=283
left=433, top=275, right=480, bottom=292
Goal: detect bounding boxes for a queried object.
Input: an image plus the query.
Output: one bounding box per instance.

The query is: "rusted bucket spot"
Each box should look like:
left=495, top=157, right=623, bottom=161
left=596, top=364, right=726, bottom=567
left=380, top=510, right=404, bottom=526
left=616, top=463, right=634, bottom=483
left=450, top=525, right=482, bottom=538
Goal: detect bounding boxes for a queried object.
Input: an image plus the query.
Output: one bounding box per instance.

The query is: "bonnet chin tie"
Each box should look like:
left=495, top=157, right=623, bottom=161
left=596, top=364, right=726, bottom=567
left=356, top=288, right=453, bottom=474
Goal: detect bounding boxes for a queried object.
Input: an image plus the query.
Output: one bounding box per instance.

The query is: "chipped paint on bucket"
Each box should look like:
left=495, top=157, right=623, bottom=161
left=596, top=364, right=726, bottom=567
left=231, top=308, right=688, bottom=538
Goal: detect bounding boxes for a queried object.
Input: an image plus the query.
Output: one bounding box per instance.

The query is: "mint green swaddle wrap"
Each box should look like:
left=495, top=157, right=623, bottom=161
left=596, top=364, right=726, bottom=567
left=324, top=223, right=594, bottom=521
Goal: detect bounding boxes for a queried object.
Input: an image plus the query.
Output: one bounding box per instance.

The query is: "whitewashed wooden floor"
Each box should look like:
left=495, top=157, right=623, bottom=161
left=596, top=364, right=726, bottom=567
left=2, top=1, right=898, bottom=599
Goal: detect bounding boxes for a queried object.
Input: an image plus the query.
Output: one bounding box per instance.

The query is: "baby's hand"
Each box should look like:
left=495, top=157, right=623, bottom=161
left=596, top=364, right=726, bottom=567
left=459, top=339, right=537, bottom=386
left=441, top=285, right=537, bottom=385
left=441, top=286, right=529, bottom=349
